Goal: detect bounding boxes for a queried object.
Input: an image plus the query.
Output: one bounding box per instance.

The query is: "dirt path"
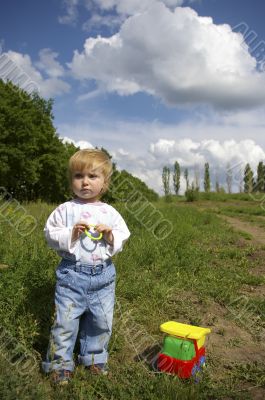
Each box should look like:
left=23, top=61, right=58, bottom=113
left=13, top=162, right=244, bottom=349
left=220, top=215, right=265, bottom=246
left=177, top=201, right=265, bottom=245
left=220, top=213, right=265, bottom=293
left=191, top=209, right=265, bottom=398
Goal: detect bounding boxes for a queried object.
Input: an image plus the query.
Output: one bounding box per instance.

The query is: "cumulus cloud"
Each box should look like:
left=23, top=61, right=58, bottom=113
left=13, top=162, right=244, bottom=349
left=36, top=48, right=65, bottom=78
left=57, top=115, right=265, bottom=194
left=0, top=38, right=4, bottom=53
left=88, top=0, right=184, bottom=15
left=69, top=4, right=265, bottom=109
left=150, top=138, right=204, bottom=166
left=150, top=138, right=265, bottom=192
left=150, top=138, right=265, bottom=169
left=218, top=108, right=265, bottom=127
left=62, top=136, right=94, bottom=149
left=0, top=50, right=70, bottom=97
left=113, top=138, right=265, bottom=193
left=111, top=147, right=165, bottom=193
left=81, top=0, right=187, bottom=31
left=82, top=13, right=124, bottom=32
left=58, top=0, right=79, bottom=25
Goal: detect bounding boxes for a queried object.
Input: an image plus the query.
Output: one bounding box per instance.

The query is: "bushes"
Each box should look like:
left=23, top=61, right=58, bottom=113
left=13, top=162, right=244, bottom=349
left=185, top=186, right=199, bottom=202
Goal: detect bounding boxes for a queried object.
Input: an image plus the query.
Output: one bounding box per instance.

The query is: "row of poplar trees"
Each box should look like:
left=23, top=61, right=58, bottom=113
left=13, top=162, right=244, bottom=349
left=162, top=161, right=265, bottom=195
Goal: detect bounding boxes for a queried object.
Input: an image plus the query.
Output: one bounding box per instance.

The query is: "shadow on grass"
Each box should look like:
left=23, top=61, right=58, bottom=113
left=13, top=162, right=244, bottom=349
left=23, top=269, right=55, bottom=359
left=133, top=344, right=161, bottom=372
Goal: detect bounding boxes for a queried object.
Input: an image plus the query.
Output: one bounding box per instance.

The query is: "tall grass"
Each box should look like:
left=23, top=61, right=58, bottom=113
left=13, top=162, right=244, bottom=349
left=0, top=200, right=264, bottom=399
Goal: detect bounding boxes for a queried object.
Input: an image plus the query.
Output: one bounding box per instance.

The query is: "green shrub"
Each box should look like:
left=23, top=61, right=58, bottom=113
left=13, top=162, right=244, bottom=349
left=185, top=187, right=199, bottom=202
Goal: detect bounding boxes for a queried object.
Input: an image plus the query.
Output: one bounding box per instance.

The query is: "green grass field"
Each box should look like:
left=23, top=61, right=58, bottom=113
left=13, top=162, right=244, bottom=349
left=0, top=196, right=265, bottom=399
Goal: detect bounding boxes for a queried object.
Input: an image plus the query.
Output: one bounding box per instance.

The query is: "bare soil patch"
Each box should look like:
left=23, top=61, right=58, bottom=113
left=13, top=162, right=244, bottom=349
left=220, top=215, right=265, bottom=246
left=199, top=300, right=265, bottom=398
left=168, top=292, right=265, bottom=368
left=240, top=283, right=265, bottom=298
left=219, top=215, right=265, bottom=278
left=196, top=301, right=265, bottom=365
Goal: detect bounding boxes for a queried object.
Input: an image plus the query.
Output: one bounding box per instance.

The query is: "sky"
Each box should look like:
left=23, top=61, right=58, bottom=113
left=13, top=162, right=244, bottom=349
left=1, top=0, right=265, bottom=194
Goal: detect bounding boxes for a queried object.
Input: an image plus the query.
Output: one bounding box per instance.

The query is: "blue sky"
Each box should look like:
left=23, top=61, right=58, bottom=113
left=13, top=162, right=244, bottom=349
left=1, top=0, right=265, bottom=193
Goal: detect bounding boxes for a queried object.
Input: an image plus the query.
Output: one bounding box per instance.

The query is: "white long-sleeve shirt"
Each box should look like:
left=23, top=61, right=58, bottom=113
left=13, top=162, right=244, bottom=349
left=44, top=198, right=130, bottom=264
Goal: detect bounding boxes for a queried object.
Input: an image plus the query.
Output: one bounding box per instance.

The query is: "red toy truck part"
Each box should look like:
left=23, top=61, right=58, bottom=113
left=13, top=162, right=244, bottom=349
left=157, top=321, right=211, bottom=379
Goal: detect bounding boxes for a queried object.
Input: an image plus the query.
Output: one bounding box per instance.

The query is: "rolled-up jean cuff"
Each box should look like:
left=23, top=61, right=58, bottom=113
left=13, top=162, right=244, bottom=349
left=78, top=353, right=108, bottom=366
left=42, top=360, right=75, bottom=373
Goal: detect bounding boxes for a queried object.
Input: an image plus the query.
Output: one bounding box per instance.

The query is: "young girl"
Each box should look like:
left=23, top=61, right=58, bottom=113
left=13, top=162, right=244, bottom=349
left=42, top=149, right=130, bottom=385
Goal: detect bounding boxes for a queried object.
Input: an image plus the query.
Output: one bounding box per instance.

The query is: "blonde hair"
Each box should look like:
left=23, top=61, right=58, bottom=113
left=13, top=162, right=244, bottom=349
left=68, top=149, right=113, bottom=195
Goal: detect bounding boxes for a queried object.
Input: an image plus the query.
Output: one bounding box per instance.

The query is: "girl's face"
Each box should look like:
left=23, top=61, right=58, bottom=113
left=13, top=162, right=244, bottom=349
left=71, top=168, right=105, bottom=202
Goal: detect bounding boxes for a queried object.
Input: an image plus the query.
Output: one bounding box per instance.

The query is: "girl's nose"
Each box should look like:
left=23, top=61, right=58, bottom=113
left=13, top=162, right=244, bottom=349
left=83, top=176, right=89, bottom=184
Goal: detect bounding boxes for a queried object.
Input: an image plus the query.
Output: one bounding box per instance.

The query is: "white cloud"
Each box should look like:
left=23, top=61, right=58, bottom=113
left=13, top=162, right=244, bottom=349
left=57, top=0, right=200, bottom=37
left=110, top=147, right=164, bottom=193
left=150, top=138, right=204, bottom=166
left=0, top=38, right=4, bottom=53
left=62, top=136, right=94, bottom=149
left=86, top=0, right=185, bottom=15
left=36, top=48, right=65, bottom=78
left=115, top=148, right=129, bottom=157
left=57, top=116, right=265, bottom=194
left=81, top=0, right=186, bottom=32
left=218, top=108, right=265, bottom=127
left=150, top=138, right=265, bottom=169
left=164, top=0, right=184, bottom=5
left=1, top=50, right=70, bottom=98
left=76, top=87, right=104, bottom=101
left=113, top=138, right=265, bottom=193
left=58, top=0, right=79, bottom=25
left=82, top=13, right=124, bottom=31
left=69, top=5, right=265, bottom=109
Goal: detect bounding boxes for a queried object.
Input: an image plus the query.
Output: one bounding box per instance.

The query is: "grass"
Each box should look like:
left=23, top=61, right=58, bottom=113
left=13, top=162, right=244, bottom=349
left=0, top=197, right=265, bottom=399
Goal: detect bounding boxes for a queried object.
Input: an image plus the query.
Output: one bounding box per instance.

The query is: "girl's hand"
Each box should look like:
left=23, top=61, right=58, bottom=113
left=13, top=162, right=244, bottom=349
left=94, top=224, right=114, bottom=245
left=72, top=221, right=89, bottom=242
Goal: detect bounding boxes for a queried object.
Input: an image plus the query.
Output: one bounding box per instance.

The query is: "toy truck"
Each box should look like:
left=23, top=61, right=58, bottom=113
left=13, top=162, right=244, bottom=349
left=157, top=321, right=211, bottom=379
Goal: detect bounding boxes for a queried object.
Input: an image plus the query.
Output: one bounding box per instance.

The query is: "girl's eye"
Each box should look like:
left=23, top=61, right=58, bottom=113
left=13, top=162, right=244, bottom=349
left=73, top=172, right=99, bottom=179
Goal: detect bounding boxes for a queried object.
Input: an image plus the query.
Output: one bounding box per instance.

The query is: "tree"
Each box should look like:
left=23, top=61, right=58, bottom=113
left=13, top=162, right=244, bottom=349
left=0, top=80, right=78, bottom=202
left=194, top=165, right=200, bottom=191
left=226, top=163, right=233, bottom=194
left=204, top=162, right=210, bottom=192
left=162, top=166, right=171, bottom=196
left=215, top=179, right=220, bottom=193
left=239, top=179, right=243, bottom=193
left=232, top=162, right=244, bottom=193
left=173, top=161, right=180, bottom=195
left=185, top=181, right=199, bottom=202
left=243, top=163, right=254, bottom=193
left=215, top=167, right=220, bottom=193
left=0, top=79, right=158, bottom=203
left=255, top=161, right=264, bottom=192
left=184, top=168, right=189, bottom=191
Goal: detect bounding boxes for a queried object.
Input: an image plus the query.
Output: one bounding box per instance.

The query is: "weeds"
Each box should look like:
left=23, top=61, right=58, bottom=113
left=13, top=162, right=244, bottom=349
left=0, top=199, right=264, bottom=398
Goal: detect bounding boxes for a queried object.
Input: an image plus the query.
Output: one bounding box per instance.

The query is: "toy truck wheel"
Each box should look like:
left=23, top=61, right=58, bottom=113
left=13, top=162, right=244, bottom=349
left=199, top=356, right=206, bottom=369
left=191, top=364, right=199, bottom=377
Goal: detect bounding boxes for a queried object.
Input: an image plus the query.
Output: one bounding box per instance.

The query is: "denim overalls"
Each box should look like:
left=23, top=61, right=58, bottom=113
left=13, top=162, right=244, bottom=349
left=42, top=258, right=116, bottom=372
